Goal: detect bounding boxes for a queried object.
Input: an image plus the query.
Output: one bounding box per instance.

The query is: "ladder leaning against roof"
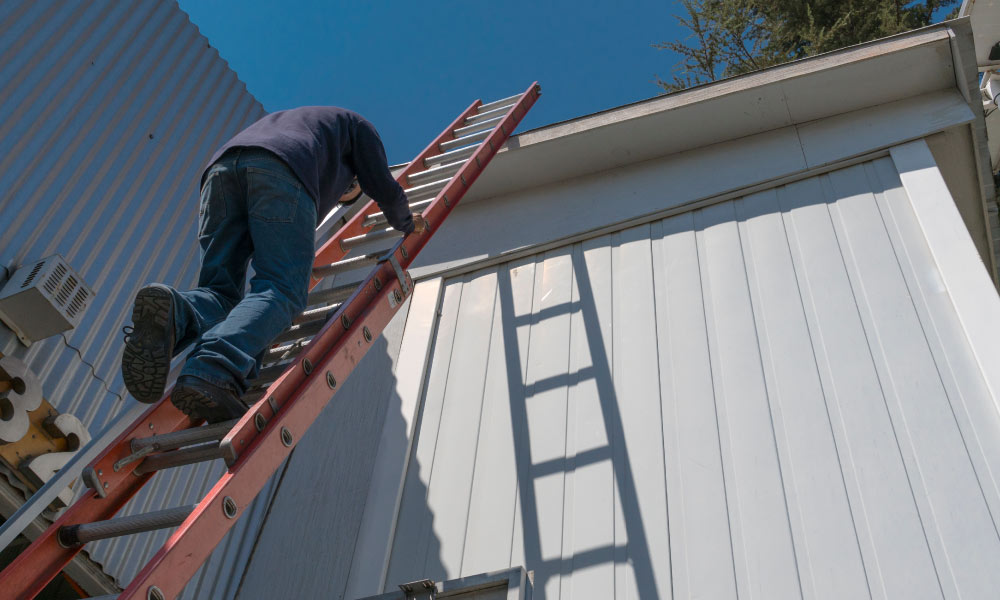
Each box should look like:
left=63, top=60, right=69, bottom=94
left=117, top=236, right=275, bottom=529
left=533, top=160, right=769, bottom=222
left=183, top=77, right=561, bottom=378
left=0, top=82, right=541, bottom=600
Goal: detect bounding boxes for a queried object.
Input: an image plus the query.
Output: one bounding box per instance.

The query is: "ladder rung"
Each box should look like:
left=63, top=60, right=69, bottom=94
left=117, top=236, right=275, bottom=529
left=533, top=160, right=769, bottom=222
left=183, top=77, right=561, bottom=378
left=293, top=302, right=343, bottom=325
left=273, top=317, right=326, bottom=345
left=130, top=420, right=238, bottom=453
left=313, top=251, right=384, bottom=279
left=340, top=226, right=403, bottom=252
left=439, top=128, right=491, bottom=153
left=306, top=281, right=358, bottom=307
left=478, top=92, right=521, bottom=113
left=464, top=104, right=512, bottom=125
left=364, top=198, right=433, bottom=228
left=133, top=442, right=229, bottom=476
left=423, top=144, right=477, bottom=168
left=403, top=177, right=451, bottom=202
left=407, top=159, right=465, bottom=186
left=265, top=340, right=307, bottom=362
left=453, top=115, right=503, bottom=138
left=57, top=504, right=195, bottom=547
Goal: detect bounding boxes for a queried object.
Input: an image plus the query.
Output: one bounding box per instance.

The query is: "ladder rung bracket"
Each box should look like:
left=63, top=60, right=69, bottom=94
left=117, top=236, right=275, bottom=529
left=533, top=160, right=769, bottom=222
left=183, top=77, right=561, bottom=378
left=133, top=442, right=230, bottom=476
left=438, top=127, right=491, bottom=153
left=130, top=420, right=238, bottom=453
left=58, top=505, right=196, bottom=547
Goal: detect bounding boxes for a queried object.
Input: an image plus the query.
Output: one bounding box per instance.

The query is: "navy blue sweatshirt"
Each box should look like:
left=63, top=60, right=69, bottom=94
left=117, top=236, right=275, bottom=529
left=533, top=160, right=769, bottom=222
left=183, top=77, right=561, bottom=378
left=206, top=107, right=414, bottom=233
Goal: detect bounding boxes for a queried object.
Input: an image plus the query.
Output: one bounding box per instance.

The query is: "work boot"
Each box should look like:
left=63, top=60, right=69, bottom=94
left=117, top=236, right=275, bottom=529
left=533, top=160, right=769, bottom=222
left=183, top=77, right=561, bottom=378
left=170, top=375, right=248, bottom=424
left=122, top=284, right=176, bottom=403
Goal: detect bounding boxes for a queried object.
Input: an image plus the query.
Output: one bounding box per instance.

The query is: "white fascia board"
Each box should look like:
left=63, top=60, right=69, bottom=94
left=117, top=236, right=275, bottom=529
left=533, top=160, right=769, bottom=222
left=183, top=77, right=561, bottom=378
left=410, top=90, right=974, bottom=280
left=466, top=26, right=959, bottom=204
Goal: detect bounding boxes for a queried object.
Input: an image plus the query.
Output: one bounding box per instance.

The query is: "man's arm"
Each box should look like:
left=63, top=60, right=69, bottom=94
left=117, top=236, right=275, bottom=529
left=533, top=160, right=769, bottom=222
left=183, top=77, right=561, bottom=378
left=350, top=118, right=415, bottom=234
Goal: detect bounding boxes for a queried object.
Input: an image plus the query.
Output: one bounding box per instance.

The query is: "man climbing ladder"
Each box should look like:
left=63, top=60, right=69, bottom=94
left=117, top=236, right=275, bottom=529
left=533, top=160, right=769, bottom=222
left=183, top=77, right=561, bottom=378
left=0, top=83, right=539, bottom=600
left=121, top=107, right=426, bottom=422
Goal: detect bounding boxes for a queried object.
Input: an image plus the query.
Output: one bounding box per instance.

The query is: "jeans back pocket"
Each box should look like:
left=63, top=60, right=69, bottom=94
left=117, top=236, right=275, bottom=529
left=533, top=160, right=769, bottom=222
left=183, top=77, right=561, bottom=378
left=247, top=166, right=303, bottom=224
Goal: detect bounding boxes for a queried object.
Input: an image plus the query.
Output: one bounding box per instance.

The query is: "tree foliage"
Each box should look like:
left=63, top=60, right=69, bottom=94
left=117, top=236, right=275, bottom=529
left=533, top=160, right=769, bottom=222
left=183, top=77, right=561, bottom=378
left=655, top=0, right=961, bottom=92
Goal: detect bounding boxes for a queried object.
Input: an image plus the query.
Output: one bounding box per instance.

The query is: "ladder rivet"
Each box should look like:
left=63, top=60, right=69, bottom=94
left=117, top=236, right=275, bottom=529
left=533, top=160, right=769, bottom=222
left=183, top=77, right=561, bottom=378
left=363, top=326, right=372, bottom=343
left=326, top=372, right=336, bottom=389
left=147, top=585, right=165, bottom=600
left=97, top=469, right=102, bottom=476
left=254, top=413, right=266, bottom=432
left=103, top=482, right=109, bottom=489
left=341, top=314, right=351, bottom=329
left=302, top=358, right=313, bottom=375
left=280, top=427, right=293, bottom=447
left=222, top=496, right=238, bottom=519
left=149, top=423, right=154, bottom=430
left=374, top=277, right=382, bottom=291
left=400, top=246, right=409, bottom=259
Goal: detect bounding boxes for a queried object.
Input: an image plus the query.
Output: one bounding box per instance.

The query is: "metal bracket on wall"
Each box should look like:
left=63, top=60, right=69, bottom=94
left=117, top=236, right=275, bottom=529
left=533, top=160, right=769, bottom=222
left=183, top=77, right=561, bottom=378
left=399, top=579, right=436, bottom=600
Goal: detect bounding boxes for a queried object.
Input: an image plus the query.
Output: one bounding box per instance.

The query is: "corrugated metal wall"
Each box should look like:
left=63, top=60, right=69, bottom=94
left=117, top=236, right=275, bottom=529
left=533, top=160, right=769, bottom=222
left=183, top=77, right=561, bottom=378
left=385, top=157, right=1000, bottom=599
left=0, top=1, right=272, bottom=595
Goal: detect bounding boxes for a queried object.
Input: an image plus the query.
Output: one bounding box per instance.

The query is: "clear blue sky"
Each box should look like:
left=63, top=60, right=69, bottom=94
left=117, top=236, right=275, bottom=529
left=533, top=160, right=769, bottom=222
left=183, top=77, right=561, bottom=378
left=176, top=2, right=958, bottom=165
left=176, top=0, right=688, bottom=164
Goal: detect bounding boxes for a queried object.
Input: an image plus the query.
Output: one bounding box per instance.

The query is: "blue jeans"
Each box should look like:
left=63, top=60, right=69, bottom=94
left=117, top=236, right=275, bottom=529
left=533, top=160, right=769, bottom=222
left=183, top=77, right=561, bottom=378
left=166, top=148, right=317, bottom=393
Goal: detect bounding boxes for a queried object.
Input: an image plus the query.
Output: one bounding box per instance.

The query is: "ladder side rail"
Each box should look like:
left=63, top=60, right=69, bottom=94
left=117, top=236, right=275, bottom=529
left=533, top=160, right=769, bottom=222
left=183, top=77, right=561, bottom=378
left=121, top=83, right=540, bottom=599
left=311, top=99, right=482, bottom=276
left=118, top=261, right=412, bottom=600
left=0, top=402, right=194, bottom=599
left=398, top=82, right=540, bottom=263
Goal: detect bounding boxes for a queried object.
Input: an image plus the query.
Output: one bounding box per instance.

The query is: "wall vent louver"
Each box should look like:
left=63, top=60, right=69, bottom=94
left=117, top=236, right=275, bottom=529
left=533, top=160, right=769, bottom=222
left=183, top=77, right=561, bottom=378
left=0, top=255, right=94, bottom=346
left=44, top=263, right=67, bottom=296
left=21, top=260, right=45, bottom=289
left=67, top=288, right=89, bottom=319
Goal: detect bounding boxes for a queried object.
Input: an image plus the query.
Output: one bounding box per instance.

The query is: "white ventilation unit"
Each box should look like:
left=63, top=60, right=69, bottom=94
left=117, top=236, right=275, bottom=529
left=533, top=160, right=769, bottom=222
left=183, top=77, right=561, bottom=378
left=0, top=255, right=94, bottom=346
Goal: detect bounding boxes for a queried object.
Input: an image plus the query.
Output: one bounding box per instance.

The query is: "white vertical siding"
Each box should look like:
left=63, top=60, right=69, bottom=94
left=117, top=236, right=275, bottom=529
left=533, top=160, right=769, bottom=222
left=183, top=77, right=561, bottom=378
left=0, top=1, right=271, bottom=595
left=383, top=156, right=1000, bottom=599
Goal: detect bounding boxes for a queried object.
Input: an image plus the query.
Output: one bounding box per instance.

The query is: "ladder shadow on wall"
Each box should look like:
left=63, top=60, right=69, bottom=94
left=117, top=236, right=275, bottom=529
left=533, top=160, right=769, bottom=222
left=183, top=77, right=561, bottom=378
left=494, top=248, right=659, bottom=598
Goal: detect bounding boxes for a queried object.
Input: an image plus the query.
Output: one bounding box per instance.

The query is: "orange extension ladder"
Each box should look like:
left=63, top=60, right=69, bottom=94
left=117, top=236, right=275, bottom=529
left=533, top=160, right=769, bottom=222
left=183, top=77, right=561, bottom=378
left=0, top=82, right=541, bottom=600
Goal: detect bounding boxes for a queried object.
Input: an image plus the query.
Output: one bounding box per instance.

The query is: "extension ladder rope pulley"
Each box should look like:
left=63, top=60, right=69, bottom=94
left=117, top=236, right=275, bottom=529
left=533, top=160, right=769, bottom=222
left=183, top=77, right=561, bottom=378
left=0, top=82, right=540, bottom=600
